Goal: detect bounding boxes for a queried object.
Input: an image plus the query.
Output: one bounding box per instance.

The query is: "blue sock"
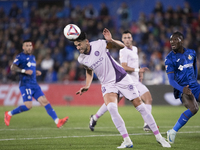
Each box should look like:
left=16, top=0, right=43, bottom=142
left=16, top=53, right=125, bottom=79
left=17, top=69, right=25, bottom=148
left=44, top=103, right=58, bottom=121
left=173, top=109, right=194, bottom=132
left=11, top=105, right=29, bottom=115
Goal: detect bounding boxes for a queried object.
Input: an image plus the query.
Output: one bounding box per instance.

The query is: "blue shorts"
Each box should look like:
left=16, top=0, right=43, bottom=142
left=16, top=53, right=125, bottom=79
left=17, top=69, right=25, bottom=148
left=19, top=84, right=44, bottom=102
left=179, top=85, right=200, bottom=102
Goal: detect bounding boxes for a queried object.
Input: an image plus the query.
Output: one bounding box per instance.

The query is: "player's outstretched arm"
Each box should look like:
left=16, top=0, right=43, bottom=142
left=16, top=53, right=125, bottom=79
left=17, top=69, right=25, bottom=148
left=11, top=64, right=33, bottom=75
left=76, top=68, right=93, bottom=95
left=103, top=28, right=125, bottom=50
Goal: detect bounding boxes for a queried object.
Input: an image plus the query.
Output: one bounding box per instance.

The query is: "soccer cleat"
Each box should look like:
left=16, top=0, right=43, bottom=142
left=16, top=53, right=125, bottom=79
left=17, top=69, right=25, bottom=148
left=143, top=123, right=151, bottom=132
left=4, top=111, right=12, bottom=126
left=143, top=123, right=159, bottom=132
left=117, top=141, right=133, bottom=149
left=57, top=116, right=69, bottom=128
left=167, top=129, right=176, bottom=144
left=156, top=137, right=171, bottom=148
left=89, top=115, right=97, bottom=131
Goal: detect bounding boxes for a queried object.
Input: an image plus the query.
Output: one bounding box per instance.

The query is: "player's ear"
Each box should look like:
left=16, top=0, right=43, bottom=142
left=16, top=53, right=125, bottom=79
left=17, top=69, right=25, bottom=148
left=85, top=39, right=89, bottom=44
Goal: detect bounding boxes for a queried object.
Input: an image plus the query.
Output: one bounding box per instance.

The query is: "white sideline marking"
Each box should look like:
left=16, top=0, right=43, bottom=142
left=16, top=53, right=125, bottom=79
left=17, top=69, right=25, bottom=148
left=1, top=125, right=200, bottom=131
left=0, top=130, right=200, bottom=141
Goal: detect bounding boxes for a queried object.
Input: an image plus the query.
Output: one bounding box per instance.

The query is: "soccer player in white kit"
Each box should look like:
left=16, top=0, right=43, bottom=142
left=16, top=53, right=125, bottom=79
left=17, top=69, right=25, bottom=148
left=90, top=30, right=153, bottom=131
left=74, top=28, right=170, bottom=148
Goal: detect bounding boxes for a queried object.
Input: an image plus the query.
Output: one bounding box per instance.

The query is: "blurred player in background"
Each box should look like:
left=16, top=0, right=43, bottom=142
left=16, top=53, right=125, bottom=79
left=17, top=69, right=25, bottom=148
left=165, top=31, right=199, bottom=144
left=4, top=39, right=69, bottom=128
left=73, top=28, right=170, bottom=148
left=89, top=30, right=154, bottom=132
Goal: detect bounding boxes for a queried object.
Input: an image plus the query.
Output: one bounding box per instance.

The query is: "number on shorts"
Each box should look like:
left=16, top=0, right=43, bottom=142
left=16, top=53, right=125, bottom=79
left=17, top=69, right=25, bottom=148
left=26, top=88, right=32, bottom=95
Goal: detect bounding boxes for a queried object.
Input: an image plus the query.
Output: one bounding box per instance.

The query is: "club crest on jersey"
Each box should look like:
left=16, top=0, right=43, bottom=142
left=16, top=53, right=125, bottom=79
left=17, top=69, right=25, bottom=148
left=188, top=55, right=192, bottom=60
left=102, top=87, right=106, bottom=93
left=94, top=51, right=100, bottom=56
left=128, top=84, right=134, bottom=91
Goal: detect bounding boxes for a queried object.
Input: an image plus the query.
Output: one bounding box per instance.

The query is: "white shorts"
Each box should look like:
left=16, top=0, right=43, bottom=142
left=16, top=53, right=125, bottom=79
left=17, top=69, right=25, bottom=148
left=118, top=81, right=149, bottom=98
left=135, top=82, right=149, bottom=96
left=101, top=75, right=139, bottom=100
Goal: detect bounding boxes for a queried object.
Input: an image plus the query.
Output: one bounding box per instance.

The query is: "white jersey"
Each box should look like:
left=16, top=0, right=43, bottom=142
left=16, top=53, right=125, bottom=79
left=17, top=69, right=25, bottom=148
left=78, top=39, right=127, bottom=84
left=119, top=46, right=139, bottom=83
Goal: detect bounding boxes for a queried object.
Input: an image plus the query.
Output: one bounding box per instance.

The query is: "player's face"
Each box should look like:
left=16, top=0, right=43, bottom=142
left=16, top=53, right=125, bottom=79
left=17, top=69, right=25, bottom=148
left=22, top=42, right=33, bottom=54
left=74, top=39, right=90, bottom=54
left=170, top=34, right=183, bottom=52
left=122, top=33, right=133, bottom=48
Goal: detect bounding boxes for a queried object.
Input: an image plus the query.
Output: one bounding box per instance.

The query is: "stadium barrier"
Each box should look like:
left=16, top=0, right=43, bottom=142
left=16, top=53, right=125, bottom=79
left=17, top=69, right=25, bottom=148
left=0, top=84, right=181, bottom=106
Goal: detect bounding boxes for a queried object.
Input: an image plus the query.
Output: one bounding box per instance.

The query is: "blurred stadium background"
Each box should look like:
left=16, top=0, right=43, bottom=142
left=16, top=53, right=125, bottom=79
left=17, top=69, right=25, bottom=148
left=0, top=0, right=200, bottom=106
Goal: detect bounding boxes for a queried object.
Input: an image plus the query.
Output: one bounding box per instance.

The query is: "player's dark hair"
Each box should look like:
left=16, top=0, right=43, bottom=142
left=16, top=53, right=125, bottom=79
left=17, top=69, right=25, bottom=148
left=172, top=31, right=184, bottom=39
left=23, top=39, right=32, bottom=43
left=123, top=30, right=132, bottom=34
left=73, top=32, right=87, bottom=42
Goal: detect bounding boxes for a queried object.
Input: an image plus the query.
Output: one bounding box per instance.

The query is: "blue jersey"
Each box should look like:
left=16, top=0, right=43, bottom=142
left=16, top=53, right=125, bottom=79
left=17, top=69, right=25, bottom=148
left=13, top=52, right=37, bottom=87
left=165, top=48, right=200, bottom=100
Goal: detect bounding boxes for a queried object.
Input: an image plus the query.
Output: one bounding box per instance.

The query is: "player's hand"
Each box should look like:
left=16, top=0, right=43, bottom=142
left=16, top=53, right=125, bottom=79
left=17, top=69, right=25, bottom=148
left=183, top=85, right=192, bottom=95
left=139, top=67, right=149, bottom=73
left=76, top=87, right=89, bottom=95
left=139, top=72, right=144, bottom=82
left=103, top=28, right=112, bottom=42
left=36, top=70, right=42, bottom=76
left=25, top=70, right=33, bottom=75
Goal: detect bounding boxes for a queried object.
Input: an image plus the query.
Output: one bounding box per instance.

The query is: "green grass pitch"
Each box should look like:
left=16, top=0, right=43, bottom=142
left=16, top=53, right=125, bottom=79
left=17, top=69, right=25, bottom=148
left=1, top=105, right=200, bottom=150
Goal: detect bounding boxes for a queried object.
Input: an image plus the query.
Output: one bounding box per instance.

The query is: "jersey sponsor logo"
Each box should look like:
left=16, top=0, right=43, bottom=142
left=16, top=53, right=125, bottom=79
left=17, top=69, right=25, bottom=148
left=27, top=62, right=36, bottom=67
left=188, top=55, right=192, bottom=60
left=176, top=58, right=180, bottom=62
left=178, top=65, right=183, bottom=71
left=94, top=51, right=100, bottom=56
left=178, top=63, right=193, bottom=71
left=90, top=57, right=103, bottom=70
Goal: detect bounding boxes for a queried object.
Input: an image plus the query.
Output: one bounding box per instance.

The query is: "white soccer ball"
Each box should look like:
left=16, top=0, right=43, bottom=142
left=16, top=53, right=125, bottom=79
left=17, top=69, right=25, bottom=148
left=63, top=24, right=81, bottom=40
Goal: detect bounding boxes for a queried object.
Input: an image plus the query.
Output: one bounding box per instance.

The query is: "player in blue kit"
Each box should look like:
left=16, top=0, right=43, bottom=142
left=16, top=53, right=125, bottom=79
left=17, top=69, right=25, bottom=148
left=4, top=39, right=69, bottom=128
left=165, top=31, right=200, bottom=144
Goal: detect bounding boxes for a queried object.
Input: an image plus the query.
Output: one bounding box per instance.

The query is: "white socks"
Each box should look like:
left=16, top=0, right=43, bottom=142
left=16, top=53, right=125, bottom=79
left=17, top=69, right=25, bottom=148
left=145, top=104, right=152, bottom=113
left=136, top=103, right=159, bottom=135
left=55, top=118, right=59, bottom=124
left=95, top=103, right=108, bottom=121
left=8, top=111, right=12, bottom=116
left=107, top=102, right=128, bottom=138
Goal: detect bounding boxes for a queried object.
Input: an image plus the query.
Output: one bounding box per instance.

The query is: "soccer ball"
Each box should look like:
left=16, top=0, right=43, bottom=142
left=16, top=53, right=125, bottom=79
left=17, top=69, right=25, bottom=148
left=63, top=24, right=81, bottom=40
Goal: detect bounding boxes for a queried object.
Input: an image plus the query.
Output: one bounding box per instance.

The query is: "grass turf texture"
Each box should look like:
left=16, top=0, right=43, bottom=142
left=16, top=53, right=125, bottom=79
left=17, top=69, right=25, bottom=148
left=1, top=106, right=200, bottom=150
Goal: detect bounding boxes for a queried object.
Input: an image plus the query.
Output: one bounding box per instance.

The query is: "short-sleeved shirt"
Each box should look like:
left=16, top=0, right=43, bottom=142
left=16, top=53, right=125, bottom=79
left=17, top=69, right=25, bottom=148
left=119, top=46, right=139, bottom=83
left=13, top=52, right=37, bottom=87
left=78, top=39, right=127, bottom=84
left=13, top=52, right=44, bottom=101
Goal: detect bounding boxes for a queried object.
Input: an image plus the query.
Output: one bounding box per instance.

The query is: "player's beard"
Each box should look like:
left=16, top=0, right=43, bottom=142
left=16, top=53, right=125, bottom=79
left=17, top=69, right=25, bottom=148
left=172, top=48, right=178, bottom=53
